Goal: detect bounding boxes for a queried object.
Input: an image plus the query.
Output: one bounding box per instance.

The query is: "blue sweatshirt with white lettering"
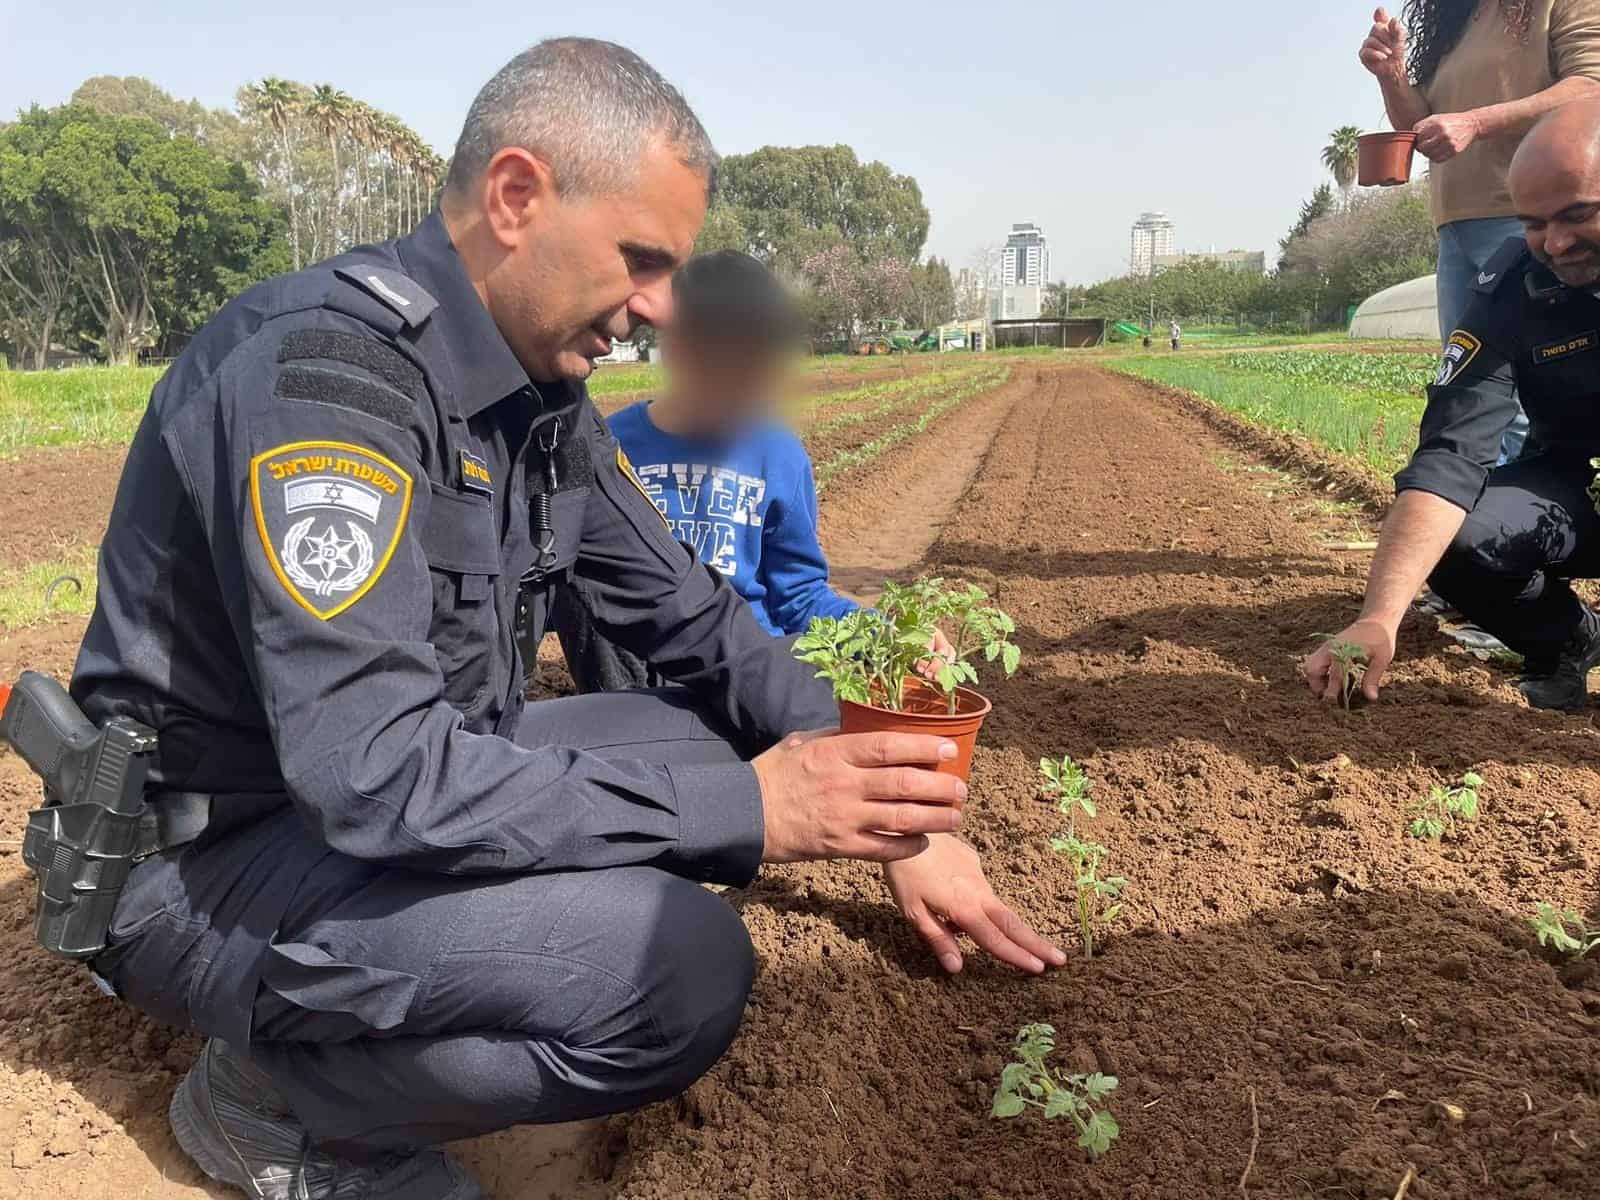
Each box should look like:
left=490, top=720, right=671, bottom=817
left=609, top=400, right=859, bottom=636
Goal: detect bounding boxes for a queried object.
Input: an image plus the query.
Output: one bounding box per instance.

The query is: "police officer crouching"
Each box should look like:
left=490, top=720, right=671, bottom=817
left=36, top=38, right=1063, bottom=1200
left=1309, top=98, right=1600, bottom=712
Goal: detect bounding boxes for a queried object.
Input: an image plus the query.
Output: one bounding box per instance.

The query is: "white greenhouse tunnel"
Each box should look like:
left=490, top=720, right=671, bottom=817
left=1349, top=275, right=1439, bottom=341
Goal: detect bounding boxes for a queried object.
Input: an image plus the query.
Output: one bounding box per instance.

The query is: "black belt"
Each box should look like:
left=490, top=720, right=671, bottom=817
left=134, top=791, right=286, bottom=860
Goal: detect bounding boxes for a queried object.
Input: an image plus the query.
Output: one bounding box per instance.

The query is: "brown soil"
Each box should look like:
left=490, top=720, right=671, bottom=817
left=0, top=446, right=125, bottom=569
left=607, top=368, right=1600, bottom=1200
left=5, top=366, right=1600, bottom=1199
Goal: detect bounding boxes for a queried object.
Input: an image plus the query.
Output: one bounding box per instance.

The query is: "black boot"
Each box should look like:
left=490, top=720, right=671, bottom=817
left=1518, top=609, right=1600, bottom=712
left=170, top=1040, right=485, bottom=1199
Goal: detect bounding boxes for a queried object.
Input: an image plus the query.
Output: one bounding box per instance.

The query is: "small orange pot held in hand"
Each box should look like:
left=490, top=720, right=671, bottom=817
left=839, top=677, right=993, bottom=785
left=1357, top=132, right=1416, bottom=187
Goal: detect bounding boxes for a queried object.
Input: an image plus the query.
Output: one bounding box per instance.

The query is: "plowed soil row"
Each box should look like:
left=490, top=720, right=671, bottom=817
left=606, top=367, right=1600, bottom=1200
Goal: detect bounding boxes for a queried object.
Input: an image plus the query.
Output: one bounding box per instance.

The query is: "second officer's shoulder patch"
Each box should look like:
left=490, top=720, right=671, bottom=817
left=250, top=441, right=414, bottom=620
left=1433, top=329, right=1483, bottom=388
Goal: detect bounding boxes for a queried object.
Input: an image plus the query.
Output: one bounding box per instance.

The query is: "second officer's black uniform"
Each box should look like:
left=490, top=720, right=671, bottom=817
left=1398, top=236, right=1600, bottom=709
left=71, top=211, right=837, bottom=1168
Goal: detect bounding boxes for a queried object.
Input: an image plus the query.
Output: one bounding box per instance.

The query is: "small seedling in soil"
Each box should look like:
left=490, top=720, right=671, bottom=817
left=1313, top=633, right=1368, bottom=710
left=990, top=1023, right=1120, bottom=1158
left=1050, top=833, right=1125, bottom=959
left=1407, top=771, right=1483, bottom=841
left=1040, top=755, right=1095, bottom=838
left=1531, top=903, right=1600, bottom=961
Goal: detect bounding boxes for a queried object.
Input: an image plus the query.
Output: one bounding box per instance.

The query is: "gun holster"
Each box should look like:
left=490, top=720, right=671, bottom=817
left=1, top=672, right=159, bottom=961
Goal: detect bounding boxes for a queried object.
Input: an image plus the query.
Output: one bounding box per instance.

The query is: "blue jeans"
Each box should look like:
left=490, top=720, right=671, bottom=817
left=1437, top=217, right=1528, bottom=461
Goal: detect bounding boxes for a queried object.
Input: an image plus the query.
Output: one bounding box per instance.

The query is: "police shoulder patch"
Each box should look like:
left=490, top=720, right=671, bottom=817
left=617, top=446, right=669, bottom=528
left=1434, top=329, right=1482, bottom=388
left=250, top=441, right=414, bottom=620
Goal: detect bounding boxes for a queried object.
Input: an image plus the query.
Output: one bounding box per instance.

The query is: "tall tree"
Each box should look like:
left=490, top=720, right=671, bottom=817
left=241, top=77, right=305, bottom=268
left=709, top=145, right=930, bottom=269
left=1322, top=126, right=1363, bottom=204
left=304, top=85, right=354, bottom=249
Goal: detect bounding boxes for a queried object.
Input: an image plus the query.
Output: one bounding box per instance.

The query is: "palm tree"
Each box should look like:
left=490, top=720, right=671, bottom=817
left=243, top=77, right=305, bottom=268
left=305, top=85, right=354, bottom=249
left=1322, top=126, right=1363, bottom=205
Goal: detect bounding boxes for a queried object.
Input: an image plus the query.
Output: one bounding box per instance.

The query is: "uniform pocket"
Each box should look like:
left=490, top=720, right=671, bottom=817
left=420, top=484, right=501, bottom=714
left=256, top=939, right=421, bottom=1041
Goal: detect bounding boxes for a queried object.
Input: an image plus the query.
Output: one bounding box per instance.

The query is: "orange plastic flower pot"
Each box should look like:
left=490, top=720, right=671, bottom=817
left=1357, top=132, right=1417, bottom=187
left=838, top=677, right=993, bottom=784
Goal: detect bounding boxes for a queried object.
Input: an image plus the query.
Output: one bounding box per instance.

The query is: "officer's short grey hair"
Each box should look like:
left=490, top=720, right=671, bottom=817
left=445, top=38, right=718, bottom=199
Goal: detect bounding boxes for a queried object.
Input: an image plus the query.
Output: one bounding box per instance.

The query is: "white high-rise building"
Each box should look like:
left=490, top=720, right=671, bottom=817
left=1131, top=212, right=1176, bottom=277
left=994, top=223, right=1049, bottom=320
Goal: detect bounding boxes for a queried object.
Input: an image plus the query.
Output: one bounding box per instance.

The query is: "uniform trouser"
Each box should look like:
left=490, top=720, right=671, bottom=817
left=93, top=689, right=758, bottom=1159
left=1427, top=454, right=1600, bottom=669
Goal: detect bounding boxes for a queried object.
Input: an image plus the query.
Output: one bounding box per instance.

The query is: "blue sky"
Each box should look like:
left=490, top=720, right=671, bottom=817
left=1, top=1, right=1381, bottom=282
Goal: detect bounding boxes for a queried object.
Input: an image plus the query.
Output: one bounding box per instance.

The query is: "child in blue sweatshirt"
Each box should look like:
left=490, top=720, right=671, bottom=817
left=558, top=250, right=858, bottom=692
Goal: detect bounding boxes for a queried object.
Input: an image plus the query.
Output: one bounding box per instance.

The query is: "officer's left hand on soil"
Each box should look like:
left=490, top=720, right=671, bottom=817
left=884, top=834, right=1068, bottom=976
left=753, top=729, right=968, bottom=864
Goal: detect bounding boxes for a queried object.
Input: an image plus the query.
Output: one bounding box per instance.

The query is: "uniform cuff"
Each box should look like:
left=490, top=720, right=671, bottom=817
left=1394, top=450, right=1487, bottom=513
left=666, top=762, right=765, bottom=886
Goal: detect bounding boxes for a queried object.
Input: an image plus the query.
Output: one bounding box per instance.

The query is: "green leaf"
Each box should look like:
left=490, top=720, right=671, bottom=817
left=1043, top=1089, right=1077, bottom=1119
left=1082, top=1073, right=1118, bottom=1101
left=990, top=1093, right=1025, bottom=1119
left=1001, top=642, right=1022, bottom=675
left=1079, top=1110, right=1120, bottom=1155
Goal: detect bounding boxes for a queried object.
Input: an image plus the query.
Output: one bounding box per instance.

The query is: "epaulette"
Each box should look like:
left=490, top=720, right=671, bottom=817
left=327, top=266, right=439, bottom=336
left=1472, top=238, right=1530, bottom=295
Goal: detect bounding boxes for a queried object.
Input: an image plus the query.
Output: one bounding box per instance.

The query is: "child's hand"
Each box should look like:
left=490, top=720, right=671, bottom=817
left=916, top=629, right=956, bottom=680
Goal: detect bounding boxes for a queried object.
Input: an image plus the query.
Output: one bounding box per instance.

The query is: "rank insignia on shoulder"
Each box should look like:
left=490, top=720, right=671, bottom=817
left=459, top=449, right=493, bottom=494
left=1433, top=330, right=1482, bottom=387
left=1533, top=330, right=1597, bottom=365
left=250, top=440, right=414, bottom=620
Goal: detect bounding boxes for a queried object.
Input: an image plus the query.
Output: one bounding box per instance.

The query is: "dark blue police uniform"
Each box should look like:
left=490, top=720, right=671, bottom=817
left=1397, top=237, right=1600, bottom=675
left=71, top=212, right=835, bottom=1155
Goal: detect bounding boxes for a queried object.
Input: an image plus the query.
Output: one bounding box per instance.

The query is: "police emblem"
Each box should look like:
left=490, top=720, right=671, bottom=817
left=250, top=440, right=413, bottom=619
left=1434, top=330, right=1482, bottom=387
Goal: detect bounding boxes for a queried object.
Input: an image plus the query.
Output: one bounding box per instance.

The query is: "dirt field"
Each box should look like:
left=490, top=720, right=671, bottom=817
left=3, top=365, right=1599, bottom=1199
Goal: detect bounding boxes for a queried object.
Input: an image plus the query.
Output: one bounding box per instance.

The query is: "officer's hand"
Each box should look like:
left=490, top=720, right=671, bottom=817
left=884, top=835, right=1067, bottom=975
left=1360, top=7, right=1407, bottom=83
left=753, top=730, right=966, bottom=864
left=1304, top=618, right=1396, bottom=705
left=1414, top=112, right=1481, bottom=162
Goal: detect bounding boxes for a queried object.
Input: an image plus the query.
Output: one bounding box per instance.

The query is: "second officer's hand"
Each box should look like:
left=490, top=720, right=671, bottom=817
left=754, top=730, right=967, bottom=864
left=1304, top=617, right=1397, bottom=704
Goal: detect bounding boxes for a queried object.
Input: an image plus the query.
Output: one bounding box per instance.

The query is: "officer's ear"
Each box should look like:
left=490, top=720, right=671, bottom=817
left=480, top=147, right=559, bottom=248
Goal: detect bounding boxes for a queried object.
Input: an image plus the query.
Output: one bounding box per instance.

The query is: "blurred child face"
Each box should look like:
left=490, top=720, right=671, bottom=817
left=661, top=330, right=794, bottom=436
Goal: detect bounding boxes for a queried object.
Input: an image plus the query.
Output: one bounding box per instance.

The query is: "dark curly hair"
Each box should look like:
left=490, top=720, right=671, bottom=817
left=1403, top=0, right=1533, bottom=87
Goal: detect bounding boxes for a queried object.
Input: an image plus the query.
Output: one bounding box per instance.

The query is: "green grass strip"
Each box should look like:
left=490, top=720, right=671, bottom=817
left=0, top=367, right=163, bottom=454
left=0, top=545, right=99, bottom=633
left=1111, top=355, right=1425, bottom=477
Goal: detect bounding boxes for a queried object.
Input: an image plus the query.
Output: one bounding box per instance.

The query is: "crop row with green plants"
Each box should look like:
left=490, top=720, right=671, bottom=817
left=1111, top=353, right=1427, bottom=476
left=807, top=365, right=1005, bottom=437
left=1214, top=350, right=1437, bottom=392
left=812, top=367, right=1011, bottom=492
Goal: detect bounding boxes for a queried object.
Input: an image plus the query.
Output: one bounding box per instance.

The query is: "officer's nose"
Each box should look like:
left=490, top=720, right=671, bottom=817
left=1546, top=224, right=1577, bottom=258
left=628, top=278, right=674, bottom=332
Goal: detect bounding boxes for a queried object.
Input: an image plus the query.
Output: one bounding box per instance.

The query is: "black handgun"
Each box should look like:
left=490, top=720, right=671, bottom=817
left=0, top=671, right=158, bottom=960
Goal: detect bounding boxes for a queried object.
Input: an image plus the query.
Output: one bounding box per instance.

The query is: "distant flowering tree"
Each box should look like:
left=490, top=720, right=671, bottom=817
left=798, top=246, right=917, bottom=341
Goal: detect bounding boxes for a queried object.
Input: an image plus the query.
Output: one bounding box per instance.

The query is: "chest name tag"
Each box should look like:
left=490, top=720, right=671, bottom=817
left=459, top=449, right=493, bottom=494
left=1434, top=330, right=1482, bottom=387
left=1534, top=330, right=1598, bottom=365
